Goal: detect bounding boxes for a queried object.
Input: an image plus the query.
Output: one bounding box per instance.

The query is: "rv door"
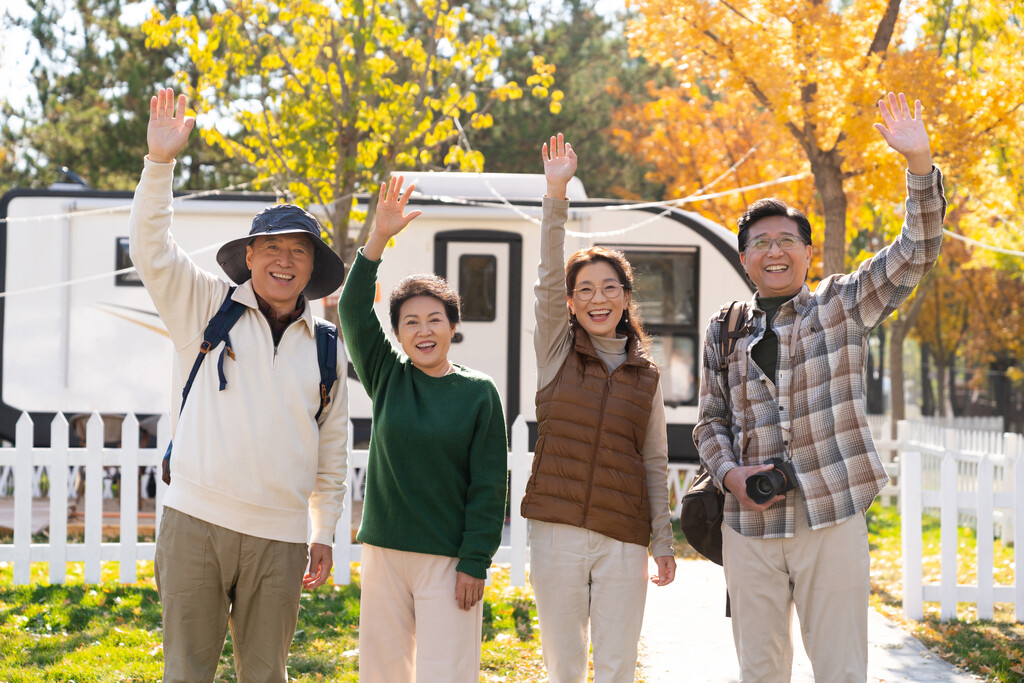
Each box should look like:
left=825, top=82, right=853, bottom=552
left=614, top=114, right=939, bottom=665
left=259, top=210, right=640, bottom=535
left=434, top=231, right=522, bottom=426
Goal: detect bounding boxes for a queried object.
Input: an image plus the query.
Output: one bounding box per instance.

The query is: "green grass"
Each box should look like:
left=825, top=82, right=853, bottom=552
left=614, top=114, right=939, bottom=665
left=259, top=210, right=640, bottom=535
left=0, top=561, right=544, bottom=682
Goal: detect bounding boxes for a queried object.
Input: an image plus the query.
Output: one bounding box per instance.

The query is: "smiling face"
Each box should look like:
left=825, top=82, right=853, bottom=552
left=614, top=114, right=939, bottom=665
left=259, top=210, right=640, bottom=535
left=245, top=233, right=315, bottom=314
left=395, top=295, right=457, bottom=377
left=568, top=261, right=630, bottom=339
left=739, top=215, right=813, bottom=298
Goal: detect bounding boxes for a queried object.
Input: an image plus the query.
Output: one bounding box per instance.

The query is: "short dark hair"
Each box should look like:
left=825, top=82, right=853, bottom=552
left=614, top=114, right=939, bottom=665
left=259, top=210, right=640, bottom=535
left=737, top=198, right=812, bottom=252
left=389, top=274, right=461, bottom=330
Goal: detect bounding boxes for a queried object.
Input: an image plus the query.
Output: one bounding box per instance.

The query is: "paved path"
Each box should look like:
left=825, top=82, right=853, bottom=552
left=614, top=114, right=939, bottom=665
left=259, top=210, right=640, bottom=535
left=639, top=558, right=984, bottom=682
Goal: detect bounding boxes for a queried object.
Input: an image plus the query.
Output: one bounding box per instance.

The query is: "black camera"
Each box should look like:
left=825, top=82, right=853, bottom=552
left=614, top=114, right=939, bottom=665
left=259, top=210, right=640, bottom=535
left=745, top=457, right=798, bottom=504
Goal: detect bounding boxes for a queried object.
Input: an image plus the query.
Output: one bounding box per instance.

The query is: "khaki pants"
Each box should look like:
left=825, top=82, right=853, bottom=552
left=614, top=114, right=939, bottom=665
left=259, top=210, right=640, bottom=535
left=528, top=521, right=649, bottom=683
left=358, top=544, right=483, bottom=683
left=722, top=493, right=870, bottom=683
left=154, top=508, right=309, bottom=683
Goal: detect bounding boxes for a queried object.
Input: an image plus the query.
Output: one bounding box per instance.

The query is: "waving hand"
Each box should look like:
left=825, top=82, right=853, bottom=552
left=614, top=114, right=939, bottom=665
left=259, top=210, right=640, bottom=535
left=147, top=88, right=195, bottom=164
left=364, top=175, right=422, bottom=261
left=873, top=92, right=933, bottom=175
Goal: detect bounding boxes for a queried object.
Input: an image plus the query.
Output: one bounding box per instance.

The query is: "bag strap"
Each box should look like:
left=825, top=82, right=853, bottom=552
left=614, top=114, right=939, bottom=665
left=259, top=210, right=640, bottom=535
left=179, top=287, right=245, bottom=416
left=716, top=300, right=749, bottom=369
left=714, top=300, right=750, bottom=460
left=314, top=319, right=338, bottom=421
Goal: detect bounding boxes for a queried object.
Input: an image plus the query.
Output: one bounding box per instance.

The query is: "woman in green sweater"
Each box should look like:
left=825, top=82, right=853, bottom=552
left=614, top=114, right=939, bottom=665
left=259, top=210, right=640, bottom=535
left=338, top=176, right=509, bottom=683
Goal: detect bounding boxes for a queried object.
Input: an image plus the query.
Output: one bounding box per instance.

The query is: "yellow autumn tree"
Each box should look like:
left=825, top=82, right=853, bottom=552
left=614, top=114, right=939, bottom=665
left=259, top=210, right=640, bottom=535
left=143, top=0, right=560, bottom=270
left=620, top=0, right=1024, bottom=427
left=620, top=0, right=1024, bottom=275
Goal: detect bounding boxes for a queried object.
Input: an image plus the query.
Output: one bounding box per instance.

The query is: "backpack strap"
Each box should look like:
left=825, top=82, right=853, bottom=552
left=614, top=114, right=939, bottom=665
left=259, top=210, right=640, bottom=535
left=183, top=287, right=245, bottom=403
left=163, top=287, right=245, bottom=485
left=716, top=300, right=750, bottom=371
left=314, top=319, right=338, bottom=421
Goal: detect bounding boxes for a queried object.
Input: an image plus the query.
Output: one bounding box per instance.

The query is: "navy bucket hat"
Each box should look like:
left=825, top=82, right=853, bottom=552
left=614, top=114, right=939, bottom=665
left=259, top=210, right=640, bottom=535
left=216, top=204, right=346, bottom=299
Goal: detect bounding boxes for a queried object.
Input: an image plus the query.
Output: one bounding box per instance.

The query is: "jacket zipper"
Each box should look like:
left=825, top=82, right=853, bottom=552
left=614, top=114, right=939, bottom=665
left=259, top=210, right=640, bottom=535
left=579, top=373, right=613, bottom=527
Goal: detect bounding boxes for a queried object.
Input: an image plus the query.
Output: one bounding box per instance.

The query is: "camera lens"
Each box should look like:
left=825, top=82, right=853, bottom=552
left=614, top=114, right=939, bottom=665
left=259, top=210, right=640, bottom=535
left=746, top=470, right=785, bottom=504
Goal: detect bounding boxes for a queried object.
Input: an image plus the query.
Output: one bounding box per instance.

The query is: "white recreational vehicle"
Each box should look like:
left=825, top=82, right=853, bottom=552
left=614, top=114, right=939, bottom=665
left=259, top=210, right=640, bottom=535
left=0, top=173, right=752, bottom=458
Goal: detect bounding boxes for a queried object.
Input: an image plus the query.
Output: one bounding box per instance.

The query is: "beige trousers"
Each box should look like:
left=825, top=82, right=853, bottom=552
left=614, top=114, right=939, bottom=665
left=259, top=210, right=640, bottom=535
left=528, top=521, right=649, bottom=683
left=722, top=493, right=870, bottom=683
left=154, top=507, right=309, bottom=683
left=357, top=544, right=483, bottom=683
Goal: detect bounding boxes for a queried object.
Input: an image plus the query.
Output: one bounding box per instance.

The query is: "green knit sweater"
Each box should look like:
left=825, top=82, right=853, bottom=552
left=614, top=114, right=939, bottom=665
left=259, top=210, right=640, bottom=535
left=338, top=250, right=509, bottom=579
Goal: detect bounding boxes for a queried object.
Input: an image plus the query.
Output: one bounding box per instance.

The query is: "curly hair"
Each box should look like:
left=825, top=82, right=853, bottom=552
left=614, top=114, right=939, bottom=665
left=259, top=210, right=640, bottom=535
left=388, top=273, right=462, bottom=331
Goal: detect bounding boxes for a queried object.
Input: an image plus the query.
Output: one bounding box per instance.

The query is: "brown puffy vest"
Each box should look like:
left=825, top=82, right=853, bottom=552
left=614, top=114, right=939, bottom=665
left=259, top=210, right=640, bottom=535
left=521, top=332, right=659, bottom=546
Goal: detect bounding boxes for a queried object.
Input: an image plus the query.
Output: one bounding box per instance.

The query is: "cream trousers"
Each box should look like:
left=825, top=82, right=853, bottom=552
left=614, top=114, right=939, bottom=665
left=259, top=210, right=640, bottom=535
left=722, top=492, right=870, bottom=682
left=358, top=544, right=483, bottom=682
left=529, top=520, right=649, bottom=683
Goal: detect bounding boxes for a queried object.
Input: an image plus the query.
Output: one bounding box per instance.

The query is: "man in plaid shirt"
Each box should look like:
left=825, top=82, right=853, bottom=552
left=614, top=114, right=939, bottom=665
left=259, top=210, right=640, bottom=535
left=694, top=92, right=946, bottom=682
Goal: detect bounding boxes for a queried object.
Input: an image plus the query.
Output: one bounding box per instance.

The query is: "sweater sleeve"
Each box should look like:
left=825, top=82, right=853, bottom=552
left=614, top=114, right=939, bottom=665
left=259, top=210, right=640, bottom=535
left=534, top=197, right=574, bottom=388
left=128, top=158, right=227, bottom=350
left=307, top=338, right=351, bottom=545
left=643, top=380, right=674, bottom=557
left=337, top=249, right=401, bottom=399
left=456, top=380, right=509, bottom=579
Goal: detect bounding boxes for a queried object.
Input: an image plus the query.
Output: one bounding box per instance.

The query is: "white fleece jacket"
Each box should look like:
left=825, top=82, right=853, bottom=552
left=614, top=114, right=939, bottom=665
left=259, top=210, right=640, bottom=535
left=129, top=158, right=349, bottom=545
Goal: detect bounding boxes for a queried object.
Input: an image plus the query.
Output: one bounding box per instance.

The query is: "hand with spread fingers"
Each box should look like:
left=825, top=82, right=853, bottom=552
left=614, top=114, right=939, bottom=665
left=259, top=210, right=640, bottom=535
left=147, top=88, right=196, bottom=164
left=364, top=175, right=422, bottom=261
left=542, top=133, right=577, bottom=201
left=873, top=91, right=933, bottom=175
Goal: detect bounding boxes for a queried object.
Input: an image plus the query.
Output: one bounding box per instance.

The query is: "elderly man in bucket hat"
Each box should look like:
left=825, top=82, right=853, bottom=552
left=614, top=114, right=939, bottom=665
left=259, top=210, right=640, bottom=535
left=129, top=88, right=349, bottom=683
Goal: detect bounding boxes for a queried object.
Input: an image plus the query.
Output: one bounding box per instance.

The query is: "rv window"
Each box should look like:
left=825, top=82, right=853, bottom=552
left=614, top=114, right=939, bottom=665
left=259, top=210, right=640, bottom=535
left=459, top=254, right=497, bottom=322
left=650, top=334, right=699, bottom=407
left=115, top=237, right=143, bottom=286
left=616, top=247, right=699, bottom=406
left=624, top=249, right=697, bottom=326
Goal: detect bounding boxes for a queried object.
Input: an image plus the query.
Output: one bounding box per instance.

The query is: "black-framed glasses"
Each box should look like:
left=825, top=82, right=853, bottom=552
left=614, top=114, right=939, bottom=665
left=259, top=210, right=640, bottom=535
left=572, top=283, right=626, bottom=301
left=745, top=236, right=804, bottom=253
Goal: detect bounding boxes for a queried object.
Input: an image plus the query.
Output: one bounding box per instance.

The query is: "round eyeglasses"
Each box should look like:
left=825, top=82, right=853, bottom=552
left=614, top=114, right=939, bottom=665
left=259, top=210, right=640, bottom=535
left=745, top=236, right=805, bottom=253
left=572, top=283, right=626, bottom=301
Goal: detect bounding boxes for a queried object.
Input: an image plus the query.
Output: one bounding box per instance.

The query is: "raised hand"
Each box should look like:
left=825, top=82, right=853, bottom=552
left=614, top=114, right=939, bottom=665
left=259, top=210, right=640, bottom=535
left=873, top=92, right=933, bottom=175
left=147, top=88, right=195, bottom=164
left=542, top=133, right=577, bottom=200
left=364, top=175, right=422, bottom=261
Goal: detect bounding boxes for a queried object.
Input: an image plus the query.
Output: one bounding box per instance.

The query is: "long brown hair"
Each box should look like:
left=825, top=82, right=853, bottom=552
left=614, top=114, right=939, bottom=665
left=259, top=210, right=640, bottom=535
left=564, top=246, right=652, bottom=356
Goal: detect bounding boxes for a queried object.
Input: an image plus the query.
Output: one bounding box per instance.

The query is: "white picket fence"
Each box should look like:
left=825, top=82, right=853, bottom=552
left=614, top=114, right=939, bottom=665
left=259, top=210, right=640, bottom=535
left=898, top=419, right=1024, bottom=621
left=0, top=411, right=700, bottom=588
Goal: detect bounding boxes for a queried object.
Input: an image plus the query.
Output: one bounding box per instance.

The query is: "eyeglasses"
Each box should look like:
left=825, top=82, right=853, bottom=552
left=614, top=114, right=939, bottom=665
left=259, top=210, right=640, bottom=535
left=745, top=236, right=805, bottom=253
left=572, top=283, right=626, bottom=301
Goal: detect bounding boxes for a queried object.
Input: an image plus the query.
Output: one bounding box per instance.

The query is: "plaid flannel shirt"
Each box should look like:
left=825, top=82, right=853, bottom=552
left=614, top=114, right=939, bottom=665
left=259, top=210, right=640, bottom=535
left=694, top=168, right=946, bottom=538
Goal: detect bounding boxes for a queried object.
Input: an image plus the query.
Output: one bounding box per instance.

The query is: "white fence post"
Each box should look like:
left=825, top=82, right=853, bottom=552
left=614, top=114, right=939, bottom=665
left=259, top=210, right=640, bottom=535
left=901, top=449, right=923, bottom=620
left=48, top=414, right=69, bottom=584
left=977, top=454, right=995, bottom=619
left=120, top=414, right=140, bottom=584
left=939, top=450, right=958, bottom=620
left=334, top=426, right=354, bottom=586
left=510, top=416, right=530, bottom=588
left=13, top=413, right=34, bottom=585
left=84, top=413, right=105, bottom=584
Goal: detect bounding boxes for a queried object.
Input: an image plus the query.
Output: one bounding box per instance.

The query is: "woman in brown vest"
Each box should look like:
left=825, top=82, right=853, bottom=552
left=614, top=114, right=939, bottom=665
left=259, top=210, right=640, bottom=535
left=520, top=134, right=677, bottom=683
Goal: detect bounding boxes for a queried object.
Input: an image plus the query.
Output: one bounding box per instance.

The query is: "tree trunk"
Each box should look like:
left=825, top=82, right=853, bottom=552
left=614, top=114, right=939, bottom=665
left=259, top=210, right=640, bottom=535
left=920, top=342, right=935, bottom=416
left=804, top=145, right=847, bottom=276
left=936, top=360, right=948, bottom=417
left=888, top=278, right=931, bottom=440
left=866, top=329, right=885, bottom=414
left=949, top=363, right=963, bottom=416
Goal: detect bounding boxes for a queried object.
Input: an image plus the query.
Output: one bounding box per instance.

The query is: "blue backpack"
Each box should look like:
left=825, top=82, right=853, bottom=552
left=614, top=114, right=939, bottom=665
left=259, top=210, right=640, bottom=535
left=160, top=287, right=338, bottom=484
